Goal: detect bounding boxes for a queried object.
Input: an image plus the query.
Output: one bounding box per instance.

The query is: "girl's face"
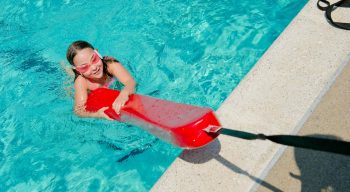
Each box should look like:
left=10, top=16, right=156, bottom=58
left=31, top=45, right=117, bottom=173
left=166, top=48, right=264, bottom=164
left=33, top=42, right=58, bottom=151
left=73, top=48, right=104, bottom=79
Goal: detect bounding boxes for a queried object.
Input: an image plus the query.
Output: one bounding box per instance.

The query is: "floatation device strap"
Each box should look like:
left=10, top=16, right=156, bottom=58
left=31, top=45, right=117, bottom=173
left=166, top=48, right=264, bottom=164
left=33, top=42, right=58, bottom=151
left=317, top=0, right=350, bottom=30
left=205, top=128, right=350, bottom=156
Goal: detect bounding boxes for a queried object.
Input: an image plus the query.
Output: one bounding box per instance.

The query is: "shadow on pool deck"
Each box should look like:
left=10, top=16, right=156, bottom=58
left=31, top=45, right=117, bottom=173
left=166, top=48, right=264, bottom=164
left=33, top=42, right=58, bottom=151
left=180, top=140, right=284, bottom=192
left=256, top=61, right=350, bottom=192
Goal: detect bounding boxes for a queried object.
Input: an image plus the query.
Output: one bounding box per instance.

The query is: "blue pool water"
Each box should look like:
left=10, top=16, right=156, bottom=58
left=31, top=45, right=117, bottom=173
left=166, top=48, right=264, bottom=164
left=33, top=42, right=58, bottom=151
left=0, top=0, right=306, bottom=191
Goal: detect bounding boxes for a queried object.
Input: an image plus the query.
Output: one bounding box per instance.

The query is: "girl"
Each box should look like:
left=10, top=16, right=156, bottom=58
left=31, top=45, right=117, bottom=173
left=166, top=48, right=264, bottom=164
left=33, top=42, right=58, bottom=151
left=66, top=40, right=136, bottom=120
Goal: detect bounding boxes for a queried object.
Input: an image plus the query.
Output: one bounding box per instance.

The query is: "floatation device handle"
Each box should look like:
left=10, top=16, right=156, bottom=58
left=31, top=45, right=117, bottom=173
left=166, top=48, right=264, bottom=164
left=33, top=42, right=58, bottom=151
left=317, top=0, right=350, bottom=30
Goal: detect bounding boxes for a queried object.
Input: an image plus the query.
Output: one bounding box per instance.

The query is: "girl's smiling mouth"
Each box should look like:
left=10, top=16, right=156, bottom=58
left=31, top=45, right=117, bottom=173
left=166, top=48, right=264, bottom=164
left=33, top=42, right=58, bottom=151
left=92, top=66, right=101, bottom=75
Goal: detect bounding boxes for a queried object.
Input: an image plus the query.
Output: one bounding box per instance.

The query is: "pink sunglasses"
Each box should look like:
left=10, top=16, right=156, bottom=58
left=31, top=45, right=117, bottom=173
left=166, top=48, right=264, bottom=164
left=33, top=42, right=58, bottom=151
left=73, top=50, right=102, bottom=73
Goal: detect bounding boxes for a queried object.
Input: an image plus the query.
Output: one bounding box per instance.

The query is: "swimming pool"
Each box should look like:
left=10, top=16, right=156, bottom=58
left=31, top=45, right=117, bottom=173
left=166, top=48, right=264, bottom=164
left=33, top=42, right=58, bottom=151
left=0, top=0, right=307, bottom=191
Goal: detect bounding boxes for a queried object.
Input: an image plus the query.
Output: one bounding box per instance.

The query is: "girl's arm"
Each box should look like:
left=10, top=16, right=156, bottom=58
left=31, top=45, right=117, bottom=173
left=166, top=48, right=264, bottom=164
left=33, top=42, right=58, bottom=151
left=107, top=61, right=137, bottom=114
left=73, top=76, right=111, bottom=119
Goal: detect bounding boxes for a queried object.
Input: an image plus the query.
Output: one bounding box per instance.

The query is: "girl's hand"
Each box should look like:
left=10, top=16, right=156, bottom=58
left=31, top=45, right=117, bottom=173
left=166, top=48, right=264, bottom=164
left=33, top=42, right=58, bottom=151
left=97, top=107, right=113, bottom=120
left=112, top=91, right=129, bottom=114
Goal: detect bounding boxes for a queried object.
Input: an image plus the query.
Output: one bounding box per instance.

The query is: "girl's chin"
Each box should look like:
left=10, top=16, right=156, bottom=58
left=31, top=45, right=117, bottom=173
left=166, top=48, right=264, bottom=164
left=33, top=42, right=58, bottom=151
left=87, top=73, right=103, bottom=80
left=91, top=74, right=103, bottom=80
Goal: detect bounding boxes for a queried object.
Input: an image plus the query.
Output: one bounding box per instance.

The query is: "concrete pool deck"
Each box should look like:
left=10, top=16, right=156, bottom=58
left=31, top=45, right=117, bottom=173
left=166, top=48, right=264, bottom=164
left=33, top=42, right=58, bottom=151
left=256, top=56, right=350, bottom=192
left=152, top=1, right=350, bottom=191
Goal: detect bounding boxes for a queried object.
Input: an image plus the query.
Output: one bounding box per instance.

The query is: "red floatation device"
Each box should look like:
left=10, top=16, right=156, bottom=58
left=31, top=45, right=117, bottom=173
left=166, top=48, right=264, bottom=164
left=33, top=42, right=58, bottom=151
left=85, top=88, right=221, bottom=149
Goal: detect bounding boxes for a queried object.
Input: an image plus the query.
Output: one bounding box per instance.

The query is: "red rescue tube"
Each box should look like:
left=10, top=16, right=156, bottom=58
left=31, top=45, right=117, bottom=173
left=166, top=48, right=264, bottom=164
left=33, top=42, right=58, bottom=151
left=85, top=88, right=221, bottom=149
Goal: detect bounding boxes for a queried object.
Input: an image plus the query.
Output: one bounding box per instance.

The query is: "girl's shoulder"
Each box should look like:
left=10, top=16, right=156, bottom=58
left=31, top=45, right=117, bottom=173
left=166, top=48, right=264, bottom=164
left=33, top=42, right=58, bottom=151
left=105, top=60, right=120, bottom=75
left=74, top=75, right=88, bottom=89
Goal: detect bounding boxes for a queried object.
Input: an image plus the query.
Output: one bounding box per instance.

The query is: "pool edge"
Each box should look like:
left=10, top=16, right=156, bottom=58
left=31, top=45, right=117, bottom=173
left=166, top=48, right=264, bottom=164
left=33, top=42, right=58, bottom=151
left=151, top=1, right=350, bottom=191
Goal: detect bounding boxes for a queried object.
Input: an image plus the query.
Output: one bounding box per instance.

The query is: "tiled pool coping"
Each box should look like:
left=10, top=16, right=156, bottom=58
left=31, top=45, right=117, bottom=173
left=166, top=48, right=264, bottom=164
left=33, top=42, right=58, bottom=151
left=152, top=1, right=350, bottom=191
